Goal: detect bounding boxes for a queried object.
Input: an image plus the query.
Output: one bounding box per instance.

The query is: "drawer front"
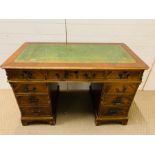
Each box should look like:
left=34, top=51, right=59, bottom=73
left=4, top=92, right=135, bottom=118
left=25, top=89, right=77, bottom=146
left=104, top=83, right=139, bottom=94
left=99, top=106, right=129, bottom=117
left=106, top=70, right=143, bottom=81
left=101, top=94, right=133, bottom=106
left=16, top=95, right=51, bottom=107
left=11, top=83, right=48, bottom=93
left=6, top=69, right=46, bottom=81
left=7, top=69, right=143, bottom=82
left=46, top=70, right=143, bottom=81
left=47, top=70, right=65, bottom=80
left=20, top=107, right=52, bottom=116
left=76, top=71, right=105, bottom=80
left=47, top=70, right=106, bottom=81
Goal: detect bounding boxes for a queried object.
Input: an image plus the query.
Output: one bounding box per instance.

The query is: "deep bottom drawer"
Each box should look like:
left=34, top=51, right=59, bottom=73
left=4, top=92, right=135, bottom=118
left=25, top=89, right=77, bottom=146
left=20, top=107, right=52, bottom=116
left=99, top=106, right=129, bottom=117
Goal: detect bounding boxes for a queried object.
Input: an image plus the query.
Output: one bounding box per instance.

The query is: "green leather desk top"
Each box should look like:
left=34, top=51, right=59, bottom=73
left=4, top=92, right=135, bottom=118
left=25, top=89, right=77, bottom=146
left=1, top=43, right=148, bottom=70
left=15, top=43, right=135, bottom=63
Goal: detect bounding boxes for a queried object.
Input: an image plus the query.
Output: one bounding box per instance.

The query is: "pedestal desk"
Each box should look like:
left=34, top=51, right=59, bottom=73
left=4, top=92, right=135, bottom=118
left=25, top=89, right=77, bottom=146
left=1, top=43, right=148, bottom=125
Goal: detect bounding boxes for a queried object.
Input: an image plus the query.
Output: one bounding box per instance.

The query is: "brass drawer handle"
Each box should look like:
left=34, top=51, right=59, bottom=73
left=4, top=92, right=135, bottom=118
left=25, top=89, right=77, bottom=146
left=55, top=73, right=60, bottom=78
left=21, top=71, right=32, bottom=79
left=115, top=86, right=127, bottom=93
left=84, top=73, right=96, bottom=79
left=118, top=71, right=130, bottom=79
left=29, top=96, right=39, bottom=106
left=112, top=96, right=122, bottom=105
left=23, top=85, right=37, bottom=92
left=31, top=109, right=41, bottom=114
left=31, top=87, right=37, bottom=92
left=107, top=109, right=119, bottom=115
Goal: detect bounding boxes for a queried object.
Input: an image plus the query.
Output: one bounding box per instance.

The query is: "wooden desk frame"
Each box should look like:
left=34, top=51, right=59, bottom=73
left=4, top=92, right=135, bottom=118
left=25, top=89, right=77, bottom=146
left=1, top=43, right=148, bottom=125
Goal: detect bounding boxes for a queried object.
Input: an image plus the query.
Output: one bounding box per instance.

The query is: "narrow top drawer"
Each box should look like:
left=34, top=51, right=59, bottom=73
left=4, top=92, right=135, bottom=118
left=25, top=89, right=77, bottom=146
left=6, top=69, right=46, bottom=81
left=105, top=70, right=143, bottom=81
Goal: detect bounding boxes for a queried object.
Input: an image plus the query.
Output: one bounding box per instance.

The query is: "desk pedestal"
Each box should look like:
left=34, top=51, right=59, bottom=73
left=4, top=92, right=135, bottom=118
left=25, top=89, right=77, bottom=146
left=9, top=81, right=59, bottom=126
left=90, top=82, right=139, bottom=125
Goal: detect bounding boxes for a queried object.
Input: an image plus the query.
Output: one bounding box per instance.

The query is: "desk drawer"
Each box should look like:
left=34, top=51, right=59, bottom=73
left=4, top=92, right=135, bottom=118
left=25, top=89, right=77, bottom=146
left=47, top=70, right=65, bottom=80
left=47, top=70, right=106, bottom=81
left=106, top=70, right=143, bottom=81
left=6, top=69, right=46, bottom=81
left=99, top=106, right=129, bottom=117
left=16, top=95, right=51, bottom=107
left=101, top=94, right=133, bottom=106
left=46, top=70, right=143, bottom=81
left=104, top=83, right=139, bottom=94
left=11, top=83, right=48, bottom=93
left=74, top=71, right=105, bottom=81
left=20, top=107, right=52, bottom=116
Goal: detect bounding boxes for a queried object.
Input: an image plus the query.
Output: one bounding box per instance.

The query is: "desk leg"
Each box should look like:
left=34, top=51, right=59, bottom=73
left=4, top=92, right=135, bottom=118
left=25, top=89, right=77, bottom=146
left=21, top=116, right=56, bottom=126
left=95, top=115, right=128, bottom=126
